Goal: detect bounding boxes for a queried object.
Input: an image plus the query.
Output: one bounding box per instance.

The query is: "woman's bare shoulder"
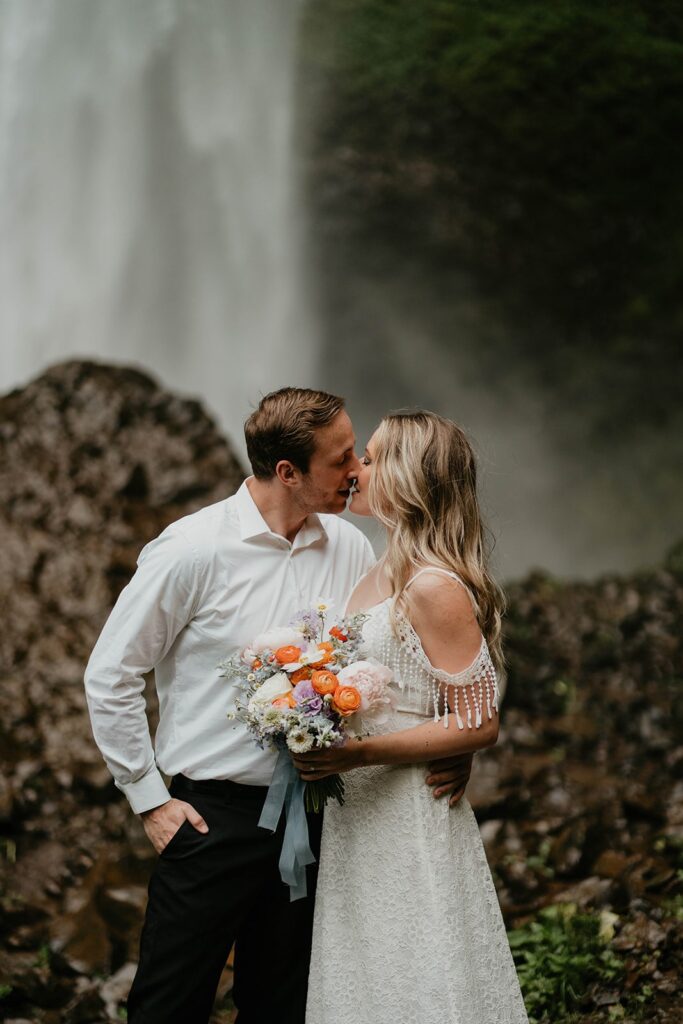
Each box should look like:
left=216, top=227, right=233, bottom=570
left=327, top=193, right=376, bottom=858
left=405, top=569, right=477, bottom=626
left=404, top=570, right=482, bottom=670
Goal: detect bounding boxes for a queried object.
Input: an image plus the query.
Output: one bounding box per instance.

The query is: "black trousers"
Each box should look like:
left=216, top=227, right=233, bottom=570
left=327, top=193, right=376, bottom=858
left=127, top=774, right=323, bottom=1024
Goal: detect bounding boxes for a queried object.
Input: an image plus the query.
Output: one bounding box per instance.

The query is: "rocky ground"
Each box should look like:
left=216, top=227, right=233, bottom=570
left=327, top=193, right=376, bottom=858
left=0, top=363, right=680, bottom=1023
left=475, top=560, right=683, bottom=1022
left=0, top=362, right=243, bottom=1022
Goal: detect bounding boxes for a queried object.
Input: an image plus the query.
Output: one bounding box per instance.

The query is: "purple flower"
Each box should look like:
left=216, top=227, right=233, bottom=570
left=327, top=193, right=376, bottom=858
left=293, top=680, right=315, bottom=702
left=293, top=681, right=324, bottom=716
left=290, top=609, right=319, bottom=638
left=303, top=696, right=324, bottom=715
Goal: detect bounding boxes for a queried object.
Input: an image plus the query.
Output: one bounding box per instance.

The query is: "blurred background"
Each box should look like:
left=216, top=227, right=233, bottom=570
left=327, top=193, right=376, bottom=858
left=2, top=0, right=681, bottom=578
left=1, top=3, right=681, bottom=1023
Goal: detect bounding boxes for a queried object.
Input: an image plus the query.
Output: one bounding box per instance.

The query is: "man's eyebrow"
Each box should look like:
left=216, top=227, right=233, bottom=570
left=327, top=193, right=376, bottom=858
left=333, top=443, right=355, bottom=459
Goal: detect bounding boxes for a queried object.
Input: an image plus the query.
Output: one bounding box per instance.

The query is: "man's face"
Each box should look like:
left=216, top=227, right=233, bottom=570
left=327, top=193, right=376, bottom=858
left=298, top=410, right=362, bottom=515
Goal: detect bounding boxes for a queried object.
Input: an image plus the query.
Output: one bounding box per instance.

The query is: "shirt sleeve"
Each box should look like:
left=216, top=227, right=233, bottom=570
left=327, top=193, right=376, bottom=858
left=83, top=527, right=200, bottom=814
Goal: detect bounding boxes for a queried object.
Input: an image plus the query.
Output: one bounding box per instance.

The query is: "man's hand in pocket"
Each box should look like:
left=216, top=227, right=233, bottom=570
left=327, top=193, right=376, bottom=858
left=141, top=798, right=209, bottom=854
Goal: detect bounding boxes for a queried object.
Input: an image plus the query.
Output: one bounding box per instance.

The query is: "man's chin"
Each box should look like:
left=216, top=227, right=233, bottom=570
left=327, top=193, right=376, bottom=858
left=327, top=493, right=351, bottom=514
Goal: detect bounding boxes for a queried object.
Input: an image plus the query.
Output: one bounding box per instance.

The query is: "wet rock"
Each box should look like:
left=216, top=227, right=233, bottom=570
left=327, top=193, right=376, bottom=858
left=99, top=961, right=136, bottom=1019
left=665, top=780, right=683, bottom=834
left=62, top=977, right=107, bottom=1023
left=0, top=363, right=244, bottom=1012
left=612, top=912, right=668, bottom=953
left=74, top=762, right=117, bottom=802
left=479, top=819, right=504, bottom=852
left=50, top=898, right=111, bottom=976
left=549, top=819, right=588, bottom=876
left=99, top=885, right=147, bottom=948
left=2, top=364, right=682, bottom=1021
left=593, top=850, right=630, bottom=879
left=593, top=988, right=622, bottom=1007
left=467, top=757, right=503, bottom=811
left=542, top=785, right=572, bottom=815
left=0, top=770, right=16, bottom=822
left=551, top=876, right=614, bottom=908
left=0, top=894, right=48, bottom=936
left=0, top=950, right=73, bottom=1010
left=214, top=960, right=235, bottom=1011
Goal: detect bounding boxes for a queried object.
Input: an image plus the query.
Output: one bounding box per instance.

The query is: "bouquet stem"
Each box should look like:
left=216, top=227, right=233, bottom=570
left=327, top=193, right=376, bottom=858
left=304, top=774, right=345, bottom=813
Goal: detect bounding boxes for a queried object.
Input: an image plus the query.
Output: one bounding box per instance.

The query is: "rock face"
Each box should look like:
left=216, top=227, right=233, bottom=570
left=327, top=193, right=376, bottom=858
left=0, top=361, right=243, bottom=1022
left=472, top=566, right=683, bottom=1022
left=0, top=362, right=681, bottom=1023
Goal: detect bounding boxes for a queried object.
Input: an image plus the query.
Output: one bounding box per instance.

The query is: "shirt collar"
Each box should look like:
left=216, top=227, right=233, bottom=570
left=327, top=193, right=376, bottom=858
left=234, top=479, right=328, bottom=548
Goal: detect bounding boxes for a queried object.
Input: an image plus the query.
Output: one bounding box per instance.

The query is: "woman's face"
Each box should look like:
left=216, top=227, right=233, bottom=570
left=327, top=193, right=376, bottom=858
left=348, top=432, right=378, bottom=517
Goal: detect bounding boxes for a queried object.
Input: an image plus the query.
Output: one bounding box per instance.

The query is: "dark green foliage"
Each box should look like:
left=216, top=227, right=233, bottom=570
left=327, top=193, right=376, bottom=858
left=508, top=904, right=624, bottom=1022
left=300, top=0, right=683, bottom=426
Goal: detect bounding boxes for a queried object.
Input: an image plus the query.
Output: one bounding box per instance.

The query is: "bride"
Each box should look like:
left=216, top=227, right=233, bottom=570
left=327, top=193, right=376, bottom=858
left=295, top=410, right=529, bottom=1024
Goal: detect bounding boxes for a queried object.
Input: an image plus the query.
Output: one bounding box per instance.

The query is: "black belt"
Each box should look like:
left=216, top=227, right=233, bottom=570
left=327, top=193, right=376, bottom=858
left=171, top=773, right=269, bottom=802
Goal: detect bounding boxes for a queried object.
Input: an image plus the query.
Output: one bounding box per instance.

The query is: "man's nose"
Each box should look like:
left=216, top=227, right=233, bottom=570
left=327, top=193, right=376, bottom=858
left=347, top=454, right=362, bottom=479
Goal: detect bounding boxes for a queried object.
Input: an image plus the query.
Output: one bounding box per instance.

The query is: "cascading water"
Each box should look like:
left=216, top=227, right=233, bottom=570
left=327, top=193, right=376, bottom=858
left=0, top=0, right=314, bottom=448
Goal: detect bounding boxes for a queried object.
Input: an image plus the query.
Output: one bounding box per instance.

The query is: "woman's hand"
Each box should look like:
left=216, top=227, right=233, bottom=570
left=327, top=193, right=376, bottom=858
left=292, top=738, right=368, bottom=781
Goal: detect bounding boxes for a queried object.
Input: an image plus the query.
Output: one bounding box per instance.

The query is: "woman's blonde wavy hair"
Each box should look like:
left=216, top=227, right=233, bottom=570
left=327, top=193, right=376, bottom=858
left=368, top=411, right=505, bottom=671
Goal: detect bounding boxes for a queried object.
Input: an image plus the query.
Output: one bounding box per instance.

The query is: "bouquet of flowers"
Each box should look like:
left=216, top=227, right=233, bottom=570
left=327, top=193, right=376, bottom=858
left=220, top=599, right=394, bottom=813
left=220, top=600, right=394, bottom=900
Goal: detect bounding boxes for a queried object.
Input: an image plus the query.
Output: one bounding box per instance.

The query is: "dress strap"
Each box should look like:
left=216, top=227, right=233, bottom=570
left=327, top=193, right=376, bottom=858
left=404, top=566, right=478, bottom=612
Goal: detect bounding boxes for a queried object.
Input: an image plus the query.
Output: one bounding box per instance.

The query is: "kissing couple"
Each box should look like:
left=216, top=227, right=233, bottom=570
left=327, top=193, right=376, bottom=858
left=85, top=387, right=528, bottom=1024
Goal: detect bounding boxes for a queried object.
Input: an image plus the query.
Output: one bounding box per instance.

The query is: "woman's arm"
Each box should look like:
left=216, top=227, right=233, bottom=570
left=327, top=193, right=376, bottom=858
left=293, top=572, right=499, bottom=780
left=292, top=703, right=497, bottom=779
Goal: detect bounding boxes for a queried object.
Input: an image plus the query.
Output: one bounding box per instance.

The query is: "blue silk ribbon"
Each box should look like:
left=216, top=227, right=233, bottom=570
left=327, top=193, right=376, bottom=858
left=258, top=748, right=316, bottom=901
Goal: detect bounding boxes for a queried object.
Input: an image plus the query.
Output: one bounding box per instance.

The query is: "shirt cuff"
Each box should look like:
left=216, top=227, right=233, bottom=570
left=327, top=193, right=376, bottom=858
left=118, top=768, right=172, bottom=815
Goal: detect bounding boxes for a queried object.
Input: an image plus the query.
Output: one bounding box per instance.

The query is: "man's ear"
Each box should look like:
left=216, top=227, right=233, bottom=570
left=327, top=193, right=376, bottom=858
left=274, top=460, right=301, bottom=487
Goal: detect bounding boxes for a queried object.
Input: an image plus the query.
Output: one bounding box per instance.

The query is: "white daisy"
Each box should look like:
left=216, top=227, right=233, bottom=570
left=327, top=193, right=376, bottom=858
left=287, top=730, right=315, bottom=754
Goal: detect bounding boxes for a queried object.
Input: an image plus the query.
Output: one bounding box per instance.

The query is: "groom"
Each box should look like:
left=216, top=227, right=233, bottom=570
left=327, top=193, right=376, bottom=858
left=84, top=387, right=472, bottom=1024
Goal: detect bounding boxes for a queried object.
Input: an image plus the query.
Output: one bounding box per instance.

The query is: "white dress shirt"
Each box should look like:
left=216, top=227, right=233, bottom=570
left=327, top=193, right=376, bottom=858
left=84, top=480, right=376, bottom=814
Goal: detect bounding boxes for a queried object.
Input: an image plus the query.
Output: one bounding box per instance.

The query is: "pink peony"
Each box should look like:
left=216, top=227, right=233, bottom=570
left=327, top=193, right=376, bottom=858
left=336, top=659, right=393, bottom=712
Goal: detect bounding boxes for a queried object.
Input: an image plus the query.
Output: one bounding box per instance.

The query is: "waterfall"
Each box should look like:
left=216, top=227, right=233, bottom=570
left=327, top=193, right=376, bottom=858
left=0, top=0, right=314, bottom=448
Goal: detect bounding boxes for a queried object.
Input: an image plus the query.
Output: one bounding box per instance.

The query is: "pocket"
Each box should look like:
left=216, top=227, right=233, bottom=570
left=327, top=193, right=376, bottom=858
left=160, top=818, right=191, bottom=857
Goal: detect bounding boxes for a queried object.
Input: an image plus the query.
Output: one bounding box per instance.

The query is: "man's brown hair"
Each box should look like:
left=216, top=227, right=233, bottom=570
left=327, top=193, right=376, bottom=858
left=244, top=387, right=346, bottom=479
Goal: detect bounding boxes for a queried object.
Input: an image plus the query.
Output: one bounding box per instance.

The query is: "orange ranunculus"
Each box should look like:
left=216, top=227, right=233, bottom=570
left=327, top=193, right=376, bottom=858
left=311, top=670, right=339, bottom=696
left=307, top=641, right=335, bottom=669
left=332, top=685, right=362, bottom=716
left=252, top=658, right=262, bottom=670
left=289, top=667, right=312, bottom=684
left=329, top=626, right=348, bottom=642
left=274, top=645, right=302, bottom=665
left=272, top=693, right=296, bottom=708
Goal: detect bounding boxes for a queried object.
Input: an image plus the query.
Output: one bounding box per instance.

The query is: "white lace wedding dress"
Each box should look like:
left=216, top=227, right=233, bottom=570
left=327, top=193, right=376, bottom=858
left=306, top=570, right=529, bottom=1024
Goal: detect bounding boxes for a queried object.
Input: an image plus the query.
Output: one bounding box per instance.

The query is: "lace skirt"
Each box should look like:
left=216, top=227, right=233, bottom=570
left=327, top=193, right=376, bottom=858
left=306, top=747, right=529, bottom=1024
